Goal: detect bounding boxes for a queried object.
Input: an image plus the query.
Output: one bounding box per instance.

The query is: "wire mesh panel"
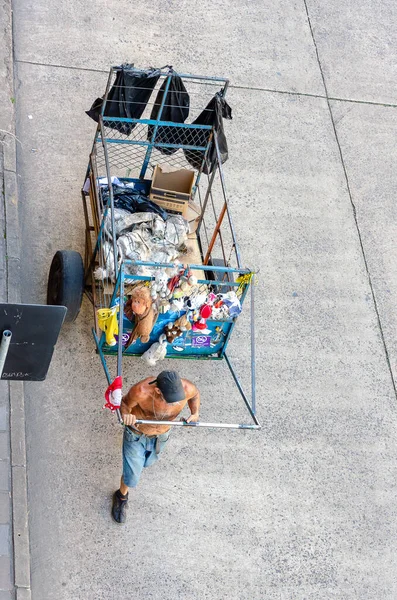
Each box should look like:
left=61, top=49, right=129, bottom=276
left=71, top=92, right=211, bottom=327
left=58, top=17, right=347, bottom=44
left=96, top=119, right=211, bottom=183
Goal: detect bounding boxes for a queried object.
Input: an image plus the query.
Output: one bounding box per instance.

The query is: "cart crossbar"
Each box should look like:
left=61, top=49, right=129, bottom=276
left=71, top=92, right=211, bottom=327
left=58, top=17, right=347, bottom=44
left=111, top=66, right=229, bottom=86
left=101, top=116, right=213, bottom=129
left=122, top=259, right=252, bottom=274
left=99, top=139, right=210, bottom=152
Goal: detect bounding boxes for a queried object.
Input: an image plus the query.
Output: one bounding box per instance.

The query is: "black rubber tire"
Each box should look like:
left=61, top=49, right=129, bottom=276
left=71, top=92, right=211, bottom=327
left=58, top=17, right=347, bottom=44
left=47, top=250, right=84, bottom=323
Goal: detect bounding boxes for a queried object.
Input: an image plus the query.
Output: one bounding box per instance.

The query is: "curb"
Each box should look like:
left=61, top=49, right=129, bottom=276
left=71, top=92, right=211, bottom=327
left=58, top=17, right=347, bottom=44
left=1, top=0, right=32, bottom=598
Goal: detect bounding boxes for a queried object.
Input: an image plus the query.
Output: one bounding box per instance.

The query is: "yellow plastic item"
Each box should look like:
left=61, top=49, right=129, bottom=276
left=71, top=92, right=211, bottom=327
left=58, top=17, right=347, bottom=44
left=236, top=272, right=256, bottom=297
left=97, top=306, right=119, bottom=346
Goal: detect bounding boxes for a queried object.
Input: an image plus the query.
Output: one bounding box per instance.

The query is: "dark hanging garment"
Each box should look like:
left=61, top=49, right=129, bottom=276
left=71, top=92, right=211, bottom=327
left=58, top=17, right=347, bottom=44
left=183, top=92, right=232, bottom=173
left=86, top=65, right=161, bottom=135
left=147, top=74, right=190, bottom=155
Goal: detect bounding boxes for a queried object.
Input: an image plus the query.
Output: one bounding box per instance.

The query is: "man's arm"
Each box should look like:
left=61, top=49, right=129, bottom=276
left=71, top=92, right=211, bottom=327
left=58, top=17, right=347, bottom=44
left=120, top=383, right=141, bottom=426
left=185, top=383, right=200, bottom=423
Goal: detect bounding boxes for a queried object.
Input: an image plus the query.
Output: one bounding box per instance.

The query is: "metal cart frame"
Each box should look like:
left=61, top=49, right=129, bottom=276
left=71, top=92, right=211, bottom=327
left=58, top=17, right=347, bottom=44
left=80, top=65, right=260, bottom=431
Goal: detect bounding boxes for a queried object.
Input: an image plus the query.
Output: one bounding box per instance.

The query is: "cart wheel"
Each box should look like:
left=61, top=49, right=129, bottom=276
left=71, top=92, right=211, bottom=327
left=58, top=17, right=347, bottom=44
left=47, top=250, right=84, bottom=323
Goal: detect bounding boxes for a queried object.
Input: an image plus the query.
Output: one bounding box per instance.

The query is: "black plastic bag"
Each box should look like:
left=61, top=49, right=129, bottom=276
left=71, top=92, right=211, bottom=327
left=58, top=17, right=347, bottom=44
left=148, top=75, right=190, bottom=155
left=102, top=185, right=168, bottom=220
left=86, top=65, right=160, bottom=135
left=183, top=92, right=232, bottom=173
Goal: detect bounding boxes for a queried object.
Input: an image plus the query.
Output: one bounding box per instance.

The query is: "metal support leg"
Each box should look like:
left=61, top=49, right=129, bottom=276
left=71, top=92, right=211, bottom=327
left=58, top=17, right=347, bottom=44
left=0, top=330, right=12, bottom=378
left=92, top=329, right=111, bottom=385
left=224, top=353, right=261, bottom=427
left=250, top=281, right=256, bottom=415
left=92, top=328, right=123, bottom=425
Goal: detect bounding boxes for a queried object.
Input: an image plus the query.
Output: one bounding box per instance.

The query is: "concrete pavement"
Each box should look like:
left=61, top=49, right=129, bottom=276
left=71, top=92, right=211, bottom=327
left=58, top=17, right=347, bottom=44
left=1, top=1, right=31, bottom=598
left=5, top=0, right=397, bottom=598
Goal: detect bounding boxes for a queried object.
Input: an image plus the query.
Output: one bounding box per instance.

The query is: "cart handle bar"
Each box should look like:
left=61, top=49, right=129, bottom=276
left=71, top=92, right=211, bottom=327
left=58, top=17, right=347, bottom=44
left=111, top=66, right=229, bottom=85
left=101, top=116, right=213, bottom=129
left=131, top=419, right=261, bottom=430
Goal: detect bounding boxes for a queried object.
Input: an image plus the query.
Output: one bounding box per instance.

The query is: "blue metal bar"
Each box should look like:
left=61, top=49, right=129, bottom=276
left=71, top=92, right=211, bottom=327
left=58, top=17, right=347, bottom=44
left=140, top=74, right=172, bottom=179
left=101, top=349, right=224, bottom=360
left=224, top=354, right=260, bottom=426
left=127, top=275, right=240, bottom=285
left=94, top=327, right=123, bottom=424
left=122, top=274, right=155, bottom=282
left=100, top=139, right=208, bottom=151
left=97, top=330, right=107, bottom=351
left=92, top=329, right=111, bottom=385
left=122, top=259, right=251, bottom=274
left=122, top=274, right=242, bottom=287
left=102, top=117, right=211, bottom=129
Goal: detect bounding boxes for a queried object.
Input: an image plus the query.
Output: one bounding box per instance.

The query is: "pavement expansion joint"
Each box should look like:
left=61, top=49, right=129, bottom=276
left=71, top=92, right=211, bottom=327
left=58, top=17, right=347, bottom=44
left=14, top=58, right=397, bottom=109
left=304, top=0, right=397, bottom=401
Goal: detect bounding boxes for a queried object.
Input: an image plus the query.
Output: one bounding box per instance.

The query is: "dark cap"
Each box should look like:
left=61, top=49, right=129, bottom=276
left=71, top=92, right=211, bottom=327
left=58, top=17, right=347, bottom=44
left=149, top=371, right=185, bottom=403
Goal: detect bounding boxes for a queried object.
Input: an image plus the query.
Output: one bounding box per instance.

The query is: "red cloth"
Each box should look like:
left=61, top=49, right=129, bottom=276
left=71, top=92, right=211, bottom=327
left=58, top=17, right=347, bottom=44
left=104, top=376, right=123, bottom=412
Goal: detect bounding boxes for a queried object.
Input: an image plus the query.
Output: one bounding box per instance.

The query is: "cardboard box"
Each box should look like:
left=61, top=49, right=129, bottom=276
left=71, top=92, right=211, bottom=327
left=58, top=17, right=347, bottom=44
left=150, top=166, right=195, bottom=217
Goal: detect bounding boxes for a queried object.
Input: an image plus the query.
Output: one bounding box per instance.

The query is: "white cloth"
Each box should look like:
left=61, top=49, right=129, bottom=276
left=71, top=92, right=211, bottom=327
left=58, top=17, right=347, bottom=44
left=97, top=209, right=189, bottom=282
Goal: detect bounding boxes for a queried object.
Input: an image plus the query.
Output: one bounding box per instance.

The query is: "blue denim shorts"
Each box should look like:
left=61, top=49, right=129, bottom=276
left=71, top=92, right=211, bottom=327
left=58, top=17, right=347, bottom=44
left=122, top=427, right=170, bottom=488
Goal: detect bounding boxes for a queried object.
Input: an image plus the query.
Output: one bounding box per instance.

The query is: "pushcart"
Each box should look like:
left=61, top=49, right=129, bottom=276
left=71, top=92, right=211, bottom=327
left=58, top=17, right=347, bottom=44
left=47, top=65, right=260, bottom=431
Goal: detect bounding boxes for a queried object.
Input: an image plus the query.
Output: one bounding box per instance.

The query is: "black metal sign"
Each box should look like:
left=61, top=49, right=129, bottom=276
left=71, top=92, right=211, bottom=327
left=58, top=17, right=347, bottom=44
left=0, top=304, right=66, bottom=381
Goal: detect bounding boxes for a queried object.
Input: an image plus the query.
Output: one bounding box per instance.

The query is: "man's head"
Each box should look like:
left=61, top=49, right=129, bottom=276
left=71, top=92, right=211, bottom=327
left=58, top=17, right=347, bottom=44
left=149, top=371, right=185, bottom=403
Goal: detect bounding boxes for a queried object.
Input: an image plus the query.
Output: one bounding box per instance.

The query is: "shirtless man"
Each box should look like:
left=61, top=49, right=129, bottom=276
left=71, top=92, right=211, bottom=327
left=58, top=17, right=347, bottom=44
left=112, top=370, right=200, bottom=523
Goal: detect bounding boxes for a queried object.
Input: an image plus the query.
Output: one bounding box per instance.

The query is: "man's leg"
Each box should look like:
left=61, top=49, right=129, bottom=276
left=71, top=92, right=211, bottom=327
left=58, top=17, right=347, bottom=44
left=119, top=476, right=129, bottom=496
left=112, top=429, right=145, bottom=524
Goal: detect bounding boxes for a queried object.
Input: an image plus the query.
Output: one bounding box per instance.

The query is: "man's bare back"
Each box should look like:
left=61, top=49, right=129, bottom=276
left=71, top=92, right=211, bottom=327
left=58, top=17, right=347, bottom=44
left=121, top=376, right=200, bottom=435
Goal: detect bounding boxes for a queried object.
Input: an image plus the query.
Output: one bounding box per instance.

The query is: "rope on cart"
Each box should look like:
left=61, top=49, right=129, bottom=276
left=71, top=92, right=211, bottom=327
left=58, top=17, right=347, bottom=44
left=235, top=272, right=256, bottom=297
